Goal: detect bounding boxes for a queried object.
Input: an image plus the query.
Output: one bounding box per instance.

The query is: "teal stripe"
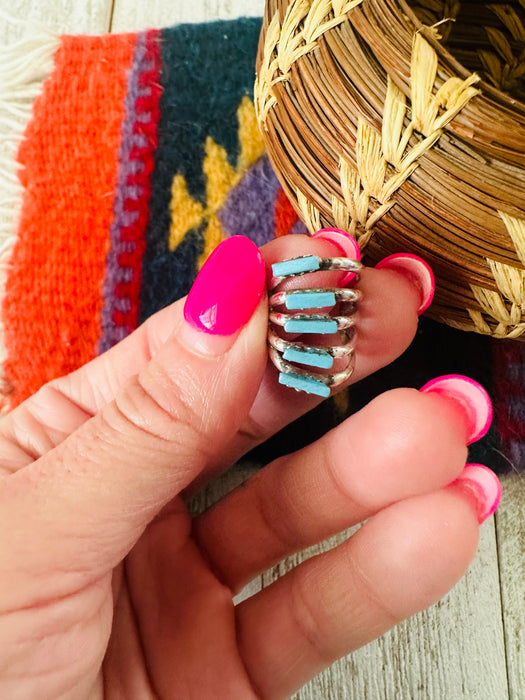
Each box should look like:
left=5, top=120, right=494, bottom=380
left=284, top=318, right=337, bottom=334
left=286, top=291, right=336, bottom=310
left=279, top=372, right=330, bottom=397
left=140, top=18, right=262, bottom=321
left=272, top=256, right=319, bottom=277
left=283, top=347, right=334, bottom=369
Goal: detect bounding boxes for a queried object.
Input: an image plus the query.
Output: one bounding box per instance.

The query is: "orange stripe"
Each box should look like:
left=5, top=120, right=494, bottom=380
left=2, top=33, right=137, bottom=406
left=274, top=186, right=299, bottom=237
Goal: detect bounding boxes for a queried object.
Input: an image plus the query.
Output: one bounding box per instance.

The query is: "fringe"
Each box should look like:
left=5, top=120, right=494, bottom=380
left=0, top=19, right=59, bottom=407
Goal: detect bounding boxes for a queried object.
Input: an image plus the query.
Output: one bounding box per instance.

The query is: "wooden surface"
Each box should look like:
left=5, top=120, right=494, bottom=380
left=1, top=0, right=524, bottom=697
left=111, top=0, right=264, bottom=32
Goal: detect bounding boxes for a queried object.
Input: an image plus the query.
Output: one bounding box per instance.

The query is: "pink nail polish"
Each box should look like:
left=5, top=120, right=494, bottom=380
left=375, top=253, right=435, bottom=314
left=311, top=228, right=361, bottom=285
left=184, top=236, right=265, bottom=335
left=420, top=374, right=493, bottom=445
left=452, top=464, right=502, bottom=523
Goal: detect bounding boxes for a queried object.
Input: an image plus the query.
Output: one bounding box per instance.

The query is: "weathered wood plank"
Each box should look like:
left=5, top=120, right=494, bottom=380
left=0, top=0, right=113, bottom=45
left=110, top=0, right=263, bottom=32
left=203, top=467, right=507, bottom=699
left=496, top=474, right=525, bottom=700
left=257, top=518, right=507, bottom=700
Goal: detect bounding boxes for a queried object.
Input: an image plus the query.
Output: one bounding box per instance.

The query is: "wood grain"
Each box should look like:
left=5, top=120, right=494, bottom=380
left=496, top=474, right=525, bottom=700
left=110, top=0, right=264, bottom=32
left=204, top=467, right=508, bottom=700
left=0, top=0, right=113, bottom=45
left=295, top=527, right=507, bottom=699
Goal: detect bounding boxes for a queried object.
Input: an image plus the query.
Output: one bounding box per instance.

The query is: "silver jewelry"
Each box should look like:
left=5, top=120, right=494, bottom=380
left=271, top=255, right=362, bottom=285
left=268, top=254, right=362, bottom=397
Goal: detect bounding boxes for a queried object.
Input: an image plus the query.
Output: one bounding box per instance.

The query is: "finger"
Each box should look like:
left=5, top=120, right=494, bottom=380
left=0, top=298, right=174, bottom=471
left=1, top=232, right=354, bottom=467
left=114, top=515, right=260, bottom=700
left=226, top=232, right=433, bottom=456
left=0, top=237, right=268, bottom=608
left=194, top=376, right=491, bottom=591
left=0, top=232, right=429, bottom=474
left=187, top=236, right=433, bottom=492
left=235, top=473, right=501, bottom=700
left=0, top=295, right=195, bottom=472
left=263, top=233, right=431, bottom=378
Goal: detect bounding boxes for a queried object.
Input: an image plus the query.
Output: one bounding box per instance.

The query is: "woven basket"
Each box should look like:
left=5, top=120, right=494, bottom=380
left=255, top=0, right=525, bottom=338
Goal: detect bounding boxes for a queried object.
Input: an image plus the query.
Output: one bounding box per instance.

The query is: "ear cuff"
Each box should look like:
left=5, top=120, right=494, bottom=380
left=268, top=254, right=362, bottom=397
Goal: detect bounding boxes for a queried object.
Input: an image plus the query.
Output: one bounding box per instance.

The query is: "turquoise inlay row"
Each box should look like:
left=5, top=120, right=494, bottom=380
left=285, top=291, right=336, bottom=310
left=279, top=372, right=330, bottom=397
left=272, top=255, right=319, bottom=277
left=284, top=317, right=338, bottom=334
left=284, top=346, right=334, bottom=369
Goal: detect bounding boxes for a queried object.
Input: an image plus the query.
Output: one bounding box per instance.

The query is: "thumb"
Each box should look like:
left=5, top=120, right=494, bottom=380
left=0, top=236, right=267, bottom=606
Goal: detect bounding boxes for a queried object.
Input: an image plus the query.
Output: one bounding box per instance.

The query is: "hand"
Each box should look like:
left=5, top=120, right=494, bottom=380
left=0, top=233, right=499, bottom=699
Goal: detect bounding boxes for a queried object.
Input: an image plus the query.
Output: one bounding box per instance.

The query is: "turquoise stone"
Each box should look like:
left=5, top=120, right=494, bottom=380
left=283, top=346, right=333, bottom=369
left=279, top=372, right=330, bottom=397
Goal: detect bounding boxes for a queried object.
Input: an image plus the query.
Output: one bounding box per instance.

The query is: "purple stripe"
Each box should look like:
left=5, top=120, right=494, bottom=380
left=509, top=442, right=525, bottom=467
left=136, top=111, right=152, bottom=124
left=113, top=267, right=135, bottom=284
left=291, top=219, right=309, bottom=236
left=125, top=185, right=144, bottom=200
left=127, top=160, right=145, bottom=175
left=218, top=155, right=281, bottom=247
left=113, top=297, right=132, bottom=313
left=99, top=32, right=152, bottom=353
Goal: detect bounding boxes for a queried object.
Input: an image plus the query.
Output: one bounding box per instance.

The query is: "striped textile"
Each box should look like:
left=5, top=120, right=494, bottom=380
left=0, top=18, right=521, bottom=473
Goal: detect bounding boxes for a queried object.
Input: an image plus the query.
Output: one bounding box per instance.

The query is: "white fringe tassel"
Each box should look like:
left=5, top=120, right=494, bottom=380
left=0, top=18, right=59, bottom=404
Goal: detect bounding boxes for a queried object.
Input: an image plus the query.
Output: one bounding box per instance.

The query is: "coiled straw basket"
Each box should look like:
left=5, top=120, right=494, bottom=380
left=255, top=0, right=525, bottom=338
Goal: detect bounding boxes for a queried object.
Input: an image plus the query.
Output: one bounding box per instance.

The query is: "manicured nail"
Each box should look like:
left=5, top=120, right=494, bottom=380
left=375, top=253, right=435, bottom=314
left=182, top=236, right=265, bottom=354
left=311, top=228, right=361, bottom=285
left=420, top=374, right=492, bottom=445
left=452, top=464, right=501, bottom=523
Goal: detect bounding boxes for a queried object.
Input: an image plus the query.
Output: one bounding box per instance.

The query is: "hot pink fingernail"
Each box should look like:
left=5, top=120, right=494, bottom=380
left=452, top=464, right=501, bottom=523
left=375, top=253, right=435, bottom=314
left=311, top=228, right=361, bottom=285
left=184, top=236, right=265, bottom=335
left=420, top=374, right=492, bottom=445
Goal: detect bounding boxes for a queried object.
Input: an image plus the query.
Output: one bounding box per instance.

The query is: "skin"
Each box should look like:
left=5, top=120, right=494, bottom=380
left=0, top=235, right=483, bottom=700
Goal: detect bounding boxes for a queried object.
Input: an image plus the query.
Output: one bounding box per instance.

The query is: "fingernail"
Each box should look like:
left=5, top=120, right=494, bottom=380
left=452, top=464, right=501, bottom=523
left=375, top=253, right=435, bottom=314
left=182, top=236, right=265, bottom=354
left=311, top=228, right=361, bottom=285
left=420, top=374, right=492, bottom=445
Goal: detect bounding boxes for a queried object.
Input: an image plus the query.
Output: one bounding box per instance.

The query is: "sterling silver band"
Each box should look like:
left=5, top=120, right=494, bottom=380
left=269, top=347, right=356, bottom=390
left=267, top=328, right=356, bottom=360
left=270, top=254, right=362, bottom=289
left=269, top=287, right=361, bottom=308
left=269, top=311, right=357, bottom=332
left=268, top=253, right=362, bottom=397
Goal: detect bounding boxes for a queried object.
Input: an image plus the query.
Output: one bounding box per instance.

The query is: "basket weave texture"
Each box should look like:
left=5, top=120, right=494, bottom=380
left=255, top=0, right=525, bottom=338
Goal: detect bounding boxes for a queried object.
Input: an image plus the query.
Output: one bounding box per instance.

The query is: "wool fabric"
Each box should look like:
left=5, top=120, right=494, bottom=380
left=1, top=18, right=523, bottom=473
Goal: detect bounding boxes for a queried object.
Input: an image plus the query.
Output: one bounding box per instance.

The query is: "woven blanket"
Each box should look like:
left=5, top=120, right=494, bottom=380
left=0, top=18, right=523, bottom=473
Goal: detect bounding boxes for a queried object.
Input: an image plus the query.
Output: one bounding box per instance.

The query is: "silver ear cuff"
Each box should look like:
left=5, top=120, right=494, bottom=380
left=268, top=254, right=362, bottom=397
